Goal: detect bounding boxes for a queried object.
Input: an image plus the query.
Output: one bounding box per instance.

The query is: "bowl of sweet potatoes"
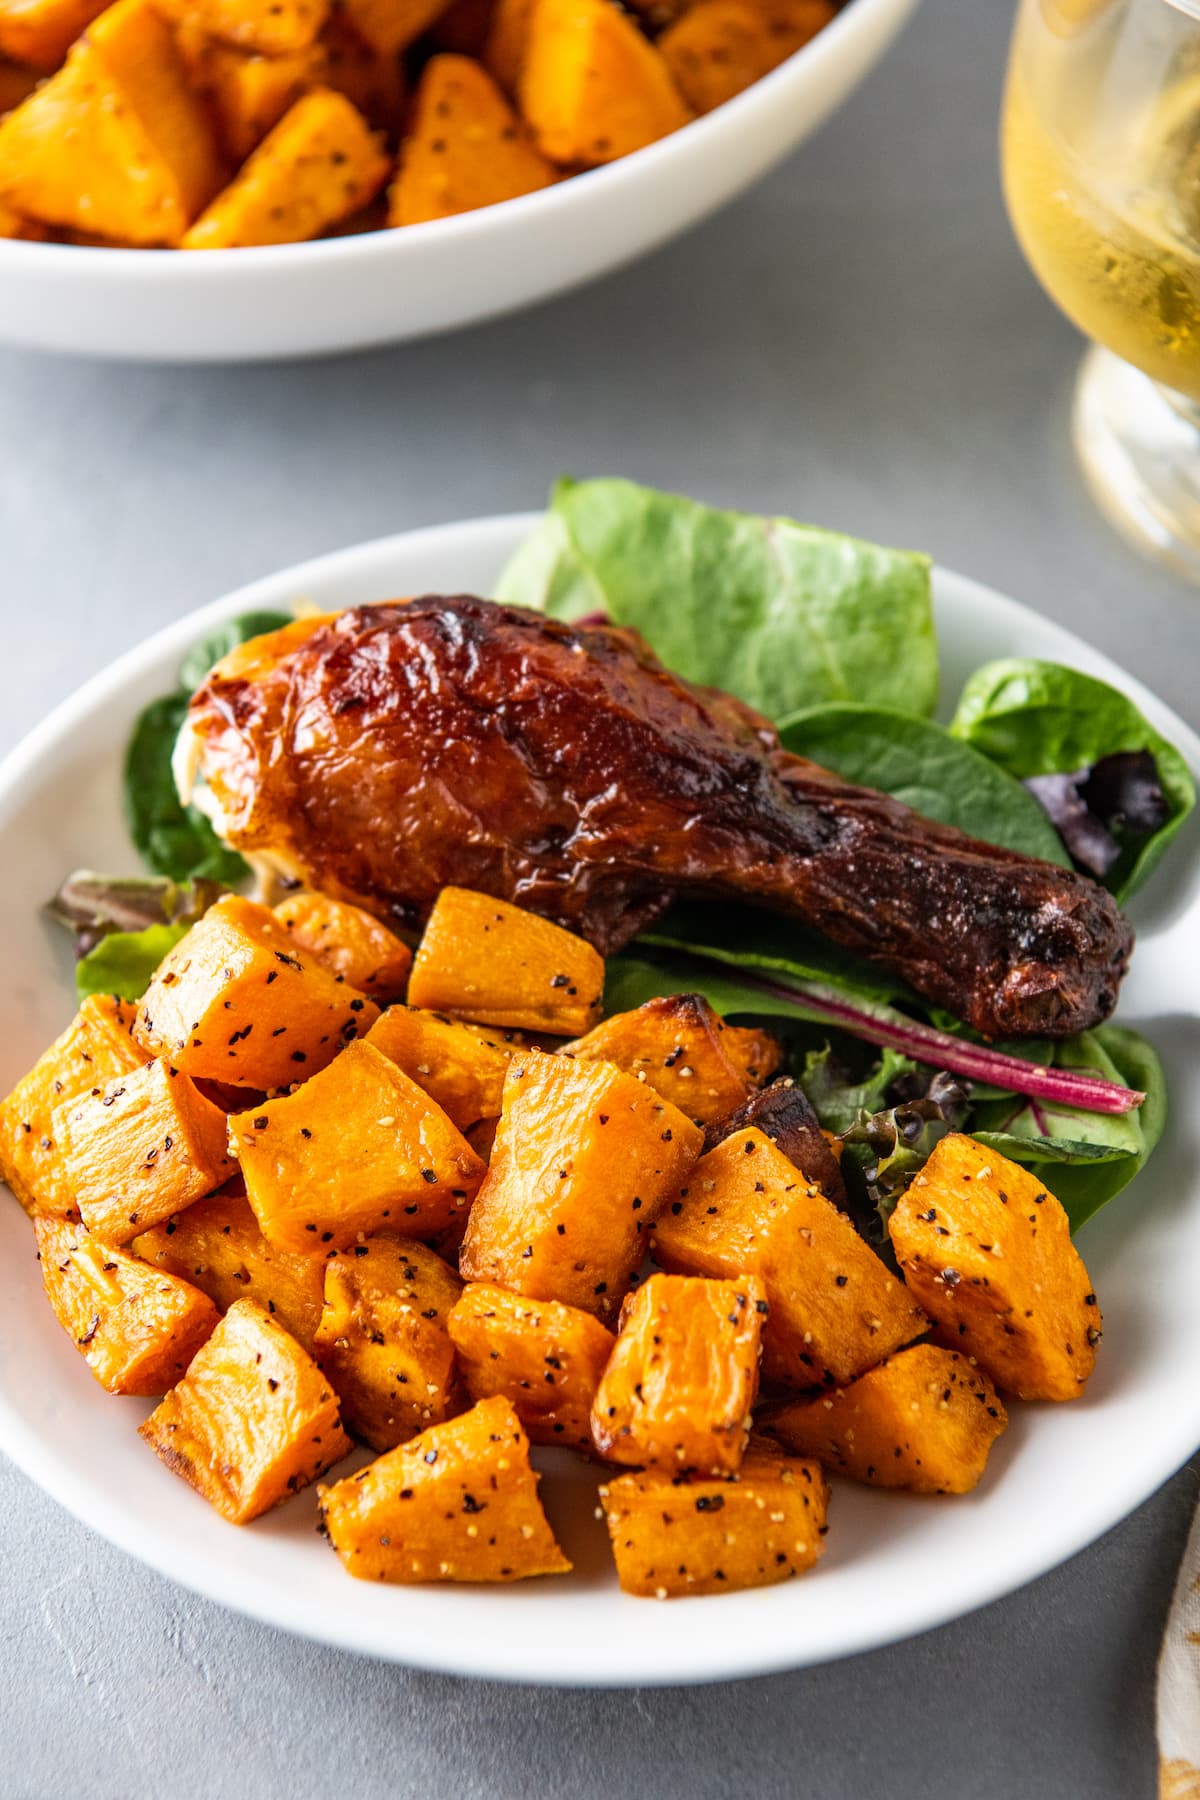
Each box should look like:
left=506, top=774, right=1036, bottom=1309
left=0, top=0, right=918, bottom=360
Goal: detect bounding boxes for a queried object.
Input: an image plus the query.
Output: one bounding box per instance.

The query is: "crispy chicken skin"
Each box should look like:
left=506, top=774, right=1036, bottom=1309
left=183, top=596, right=1133, bottom=1040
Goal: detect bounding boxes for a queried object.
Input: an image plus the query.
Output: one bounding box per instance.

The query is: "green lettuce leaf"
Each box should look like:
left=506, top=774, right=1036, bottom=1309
left=497, top=477, right=937, bottom=721
left=950, top=659, right=1195, bottom=899
left=76, top=922, right=190, bottom=1003
left=123, top=607, right=293, bottom=885
left=778, top=703, right=1069, bottom=863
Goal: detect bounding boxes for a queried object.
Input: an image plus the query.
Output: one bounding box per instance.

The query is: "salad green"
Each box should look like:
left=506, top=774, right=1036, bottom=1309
left=123, top=609, right=292, bottom=886
left=497, top=477, right=938, bottom=722
left=950, top=659, right=1195, bottom=900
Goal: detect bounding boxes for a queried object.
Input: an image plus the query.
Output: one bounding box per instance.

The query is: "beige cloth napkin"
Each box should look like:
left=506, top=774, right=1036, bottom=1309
left=1160, top=1500, right=1200, bottom=1797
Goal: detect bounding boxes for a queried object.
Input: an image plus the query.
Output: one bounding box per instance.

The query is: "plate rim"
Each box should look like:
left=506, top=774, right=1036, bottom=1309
left=2, top=510, right=1198, bottom=1687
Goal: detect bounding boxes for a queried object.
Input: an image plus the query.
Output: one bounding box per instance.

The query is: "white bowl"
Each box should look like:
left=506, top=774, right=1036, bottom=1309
left=1, top=512, right=1198, bottom=1686
left=0, top=0, right=918, bottom=363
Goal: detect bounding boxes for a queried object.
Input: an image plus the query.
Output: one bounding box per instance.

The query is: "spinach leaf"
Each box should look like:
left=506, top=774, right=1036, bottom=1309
left=642, top=902, right=912, bottom=1009
left=950, top=659, right=1195, bottom=899
left=497, top=478, right=938, bottom=722
left=778, top=703, right=1069, bottom=864
left=972, top=1024, right=1165, bottom=1232
left=123, top=608, right=293, bottom=885
left=124, top=696, right=246, bottom=884
left=75, top=922, right=190, bottom=1003
left=178, top=608, right=294, bottom=693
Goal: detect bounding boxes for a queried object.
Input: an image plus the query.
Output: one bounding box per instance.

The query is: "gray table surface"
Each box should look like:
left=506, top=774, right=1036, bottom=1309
left=2, top=0, right=1199, bottom=1792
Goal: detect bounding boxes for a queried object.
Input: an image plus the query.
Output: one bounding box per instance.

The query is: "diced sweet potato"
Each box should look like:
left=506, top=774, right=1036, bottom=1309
left=460, top=1049, right=703, bottom=1321
left=0, top=0, right=106, bottom=71
left=600, top=1440, right=829, bottom=1598
left=338, top=0, right=447, bottom=54
left=592, top=1272, right=764, bottom=1473
left=889, top=1134, right=1101, bottom=1402
left=763, top=1343, right=1009, bottom=1495
left=55, top=1059, right=235, bottom=1244
left=0, top=0, right=223, bottom=243
left=650, top=1127, right=926, bottom=1387
left=36, top=1215, right=219, bottom=1396
left=231, top=1039, right=486, bottom=1252
left=176, top=24, right=317, bottom=161
left=0, top=196, right=46, bottom=235
left=135, top=895, right=379, bottom=1089
left=431, top=0, right=493, bottom=55
left=659, top=0, right=833, bottom=114
left=318, top=1394, right=571, bottom=1581
left=365, top=1005, right=514, bottom=1130
left=448, top=1281, right=613, bottom=1452
left=703, top=1077, right=846, bottom=1207
left=182, top=86, right=388, bottom=248
left=132, top=1183, right=326, bottom=1350
left=313, top=1237, right=463, bottom=1450
left=408, top=887, right=604, bottom=1036
left=316, top=9, right=404, bottom=136
left=157, top=0, right=327, bottom=54
left=720, top=1020, right=784, bottom=1087
left=389, top=53, right=554, bottom=226
left=520, top=0, right=691, bottom=166
left=565, top=994, right=756, bottom=1127
left=275, top=891, right=412, bottom=1002
left=0, top=995, right=148, bottom=1219
left=483, top=0, right=531, bottom=93
left=140, top=1298, right=349, bottom=1522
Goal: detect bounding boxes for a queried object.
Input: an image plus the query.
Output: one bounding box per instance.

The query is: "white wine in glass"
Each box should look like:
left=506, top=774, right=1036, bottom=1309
left=1003, top=0, right=1200, bottom=575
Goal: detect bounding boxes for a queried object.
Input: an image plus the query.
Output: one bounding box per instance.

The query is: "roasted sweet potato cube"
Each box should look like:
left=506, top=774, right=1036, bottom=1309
left=720, top=1021, right=784, bottom=1088
left=483, top=0, right=532, bottom=92
left=460, top=1049, right=703, bottom=1321
left=132, top=1183, right=327, bottom=1350
left=0, top=995, right=148, bottom=1219
left=338, top=0, right=447, bottom=55
left=659, top=0, right=833, bottom=114
left=704, top=1077, right=846, bottom=1207
left=389, top=54, right=553, bottom=226
left=176, top=24, right=317, bottom=161
left=182, top=87, right=388, bottom=248
left=0, top=197, right=47, bottom=236
left=56, top=1059, right=235, bottom=1245
left=763, top=1344, right=1009, bottom=1495
left=318, top=1394, right=570, bottom=1581
left=520, top=0, right=691, bottom=167
left=600, top=1440, right=829, bottom=1598
left=313, top=1237, right=463, bottom=1451
left=407, top=887, right=604, bottom=1036
left=0, top=0, right=106, bottom=71
left=365, top=1005, right=514, bottom=1131
left=231, top=1040, right=485, bottom=1252
left=36, top=1215, right=219, bottom=1396
left=135, top=895, right=379, bottom=1089
left=591, top=1272, right=764, bottom=1474
left=316, top=9, right=405, bottom=136
left=275, top=892, right=412, bottom=1001
left=565, top=994, right=756, bottom=1127
left=140, top=1298, right=349, bottom=1522
left=157, top=0, right=327, bottom=54
left=650, top=1128, right=926, bottom=1387
left=448, top=1281, right=613, bottom=1452
left=0, top=0, right=224, bottom=243
left=889, top=1134, right=1101, bottom=1402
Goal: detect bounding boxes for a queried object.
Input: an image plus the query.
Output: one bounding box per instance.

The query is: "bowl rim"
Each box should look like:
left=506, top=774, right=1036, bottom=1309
left=0, top=0, right=906, bottom=277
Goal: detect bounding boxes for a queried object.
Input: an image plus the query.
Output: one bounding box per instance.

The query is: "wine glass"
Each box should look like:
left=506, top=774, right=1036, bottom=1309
left=1003, top=0, right=1200, bottom=577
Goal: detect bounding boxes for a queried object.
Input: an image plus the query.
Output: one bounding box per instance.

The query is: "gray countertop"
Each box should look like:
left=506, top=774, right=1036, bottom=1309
left=2, top=0, right=1198, bottom=1792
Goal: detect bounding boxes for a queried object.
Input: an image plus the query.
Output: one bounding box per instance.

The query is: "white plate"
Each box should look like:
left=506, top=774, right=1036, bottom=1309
left=0, top=0, right=917, bottom=363
left=1, top=513, right=1198, bottom=1687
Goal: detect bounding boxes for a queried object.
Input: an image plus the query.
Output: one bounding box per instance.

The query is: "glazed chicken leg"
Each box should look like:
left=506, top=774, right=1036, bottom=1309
left=181, top=596, right=1133, bottom=1040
